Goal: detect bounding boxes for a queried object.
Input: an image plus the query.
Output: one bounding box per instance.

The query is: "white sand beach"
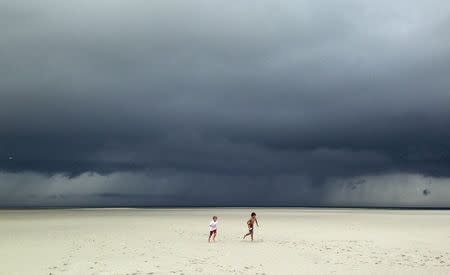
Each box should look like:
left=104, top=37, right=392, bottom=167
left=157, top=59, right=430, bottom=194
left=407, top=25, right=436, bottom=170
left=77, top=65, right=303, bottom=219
left=1, top=208, right=450, bottom=275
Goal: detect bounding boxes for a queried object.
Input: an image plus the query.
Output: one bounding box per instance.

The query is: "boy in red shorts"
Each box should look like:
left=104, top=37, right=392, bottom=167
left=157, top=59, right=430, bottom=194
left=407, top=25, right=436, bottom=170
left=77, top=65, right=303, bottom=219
left=243, top=212, right=259, bottom=241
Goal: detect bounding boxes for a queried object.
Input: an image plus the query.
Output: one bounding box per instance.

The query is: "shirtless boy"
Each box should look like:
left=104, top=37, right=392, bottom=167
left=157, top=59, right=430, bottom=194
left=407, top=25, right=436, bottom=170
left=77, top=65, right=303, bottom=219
left=243, top=212, right=259, bottom=241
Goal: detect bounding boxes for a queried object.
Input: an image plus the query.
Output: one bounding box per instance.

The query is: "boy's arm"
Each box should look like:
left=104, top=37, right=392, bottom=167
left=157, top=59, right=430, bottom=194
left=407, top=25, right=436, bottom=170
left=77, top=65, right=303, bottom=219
left=255, top=218, right=259, bottom=227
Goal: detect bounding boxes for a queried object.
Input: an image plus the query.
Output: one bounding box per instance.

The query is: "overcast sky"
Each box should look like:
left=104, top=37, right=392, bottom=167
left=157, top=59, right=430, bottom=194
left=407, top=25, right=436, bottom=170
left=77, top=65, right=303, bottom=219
left=1, top=0, right=450, bottom=207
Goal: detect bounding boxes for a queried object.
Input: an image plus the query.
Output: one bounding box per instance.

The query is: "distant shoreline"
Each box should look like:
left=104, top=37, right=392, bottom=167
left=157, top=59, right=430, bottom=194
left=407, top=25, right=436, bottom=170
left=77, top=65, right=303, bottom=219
left=1, top=205, right=450, bottom=210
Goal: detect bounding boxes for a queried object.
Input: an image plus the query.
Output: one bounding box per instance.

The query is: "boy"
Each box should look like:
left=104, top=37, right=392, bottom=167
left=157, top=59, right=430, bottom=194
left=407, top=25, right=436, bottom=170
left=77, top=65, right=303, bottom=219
left=208, top=216, right=218, bottom=242
left=243, top=212, right=259, bottom=241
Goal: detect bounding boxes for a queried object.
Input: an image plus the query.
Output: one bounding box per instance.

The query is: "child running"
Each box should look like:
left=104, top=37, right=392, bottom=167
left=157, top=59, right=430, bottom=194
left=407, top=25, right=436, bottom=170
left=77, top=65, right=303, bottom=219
left=208, top=216, right=218, bottom=242
left=243, top=212, right=259, bottom=241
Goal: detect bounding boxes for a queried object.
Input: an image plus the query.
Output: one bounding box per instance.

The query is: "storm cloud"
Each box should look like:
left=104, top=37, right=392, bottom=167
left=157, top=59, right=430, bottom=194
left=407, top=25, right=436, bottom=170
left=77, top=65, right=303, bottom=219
left=1, top=0, right=450, bottom=206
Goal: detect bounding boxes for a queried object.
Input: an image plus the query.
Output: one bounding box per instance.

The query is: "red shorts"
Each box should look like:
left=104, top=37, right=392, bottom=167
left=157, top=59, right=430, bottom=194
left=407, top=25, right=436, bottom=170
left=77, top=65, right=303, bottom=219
left=209, top=229, right=217, bottom=236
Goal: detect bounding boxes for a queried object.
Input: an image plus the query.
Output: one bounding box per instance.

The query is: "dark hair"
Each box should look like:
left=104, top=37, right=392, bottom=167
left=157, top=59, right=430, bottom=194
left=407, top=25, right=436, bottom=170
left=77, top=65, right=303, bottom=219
left=251, top=212, right=256, bottom=217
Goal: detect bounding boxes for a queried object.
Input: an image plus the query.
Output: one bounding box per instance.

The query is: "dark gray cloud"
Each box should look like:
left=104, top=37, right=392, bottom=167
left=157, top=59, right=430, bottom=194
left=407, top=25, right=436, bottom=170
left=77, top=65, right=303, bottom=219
left=1, top=172, right=449, bottom=207
left=1, top=0, right=450, bottom=206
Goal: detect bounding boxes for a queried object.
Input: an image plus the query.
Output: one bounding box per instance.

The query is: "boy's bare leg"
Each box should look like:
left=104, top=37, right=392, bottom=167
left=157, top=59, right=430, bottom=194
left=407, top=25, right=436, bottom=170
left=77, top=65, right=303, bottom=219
left=243, top=232, right=250, bottom=239
left=251, top=232, right=254, bottom=241
left=213, top=232, right=216, bottom=242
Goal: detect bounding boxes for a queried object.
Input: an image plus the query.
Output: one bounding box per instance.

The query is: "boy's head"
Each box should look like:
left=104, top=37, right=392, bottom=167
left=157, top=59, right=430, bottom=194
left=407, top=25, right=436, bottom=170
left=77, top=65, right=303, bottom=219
left=213, top=216, right=217, bottom=221
left=251, top=212, right=256, bottom=218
